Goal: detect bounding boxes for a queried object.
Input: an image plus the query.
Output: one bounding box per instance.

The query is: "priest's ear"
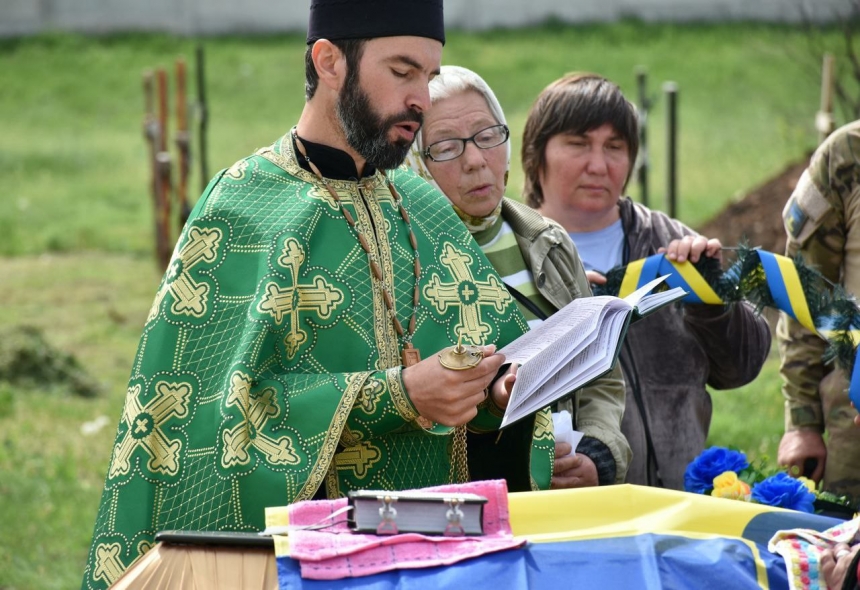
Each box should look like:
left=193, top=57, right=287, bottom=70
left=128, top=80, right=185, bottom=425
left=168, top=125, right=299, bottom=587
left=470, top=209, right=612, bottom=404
left=310, top=39, right=347, bottom=93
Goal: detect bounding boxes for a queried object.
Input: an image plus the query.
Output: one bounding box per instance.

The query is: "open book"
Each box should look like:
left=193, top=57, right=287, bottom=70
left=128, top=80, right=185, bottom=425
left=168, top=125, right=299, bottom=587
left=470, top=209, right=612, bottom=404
left=499, top=275, right=686, bottom=428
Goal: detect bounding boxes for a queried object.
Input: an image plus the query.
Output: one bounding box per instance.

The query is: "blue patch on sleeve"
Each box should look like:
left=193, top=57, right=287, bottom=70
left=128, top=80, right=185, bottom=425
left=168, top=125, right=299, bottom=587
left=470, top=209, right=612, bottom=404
left=784, top=199, right=808, bottom=238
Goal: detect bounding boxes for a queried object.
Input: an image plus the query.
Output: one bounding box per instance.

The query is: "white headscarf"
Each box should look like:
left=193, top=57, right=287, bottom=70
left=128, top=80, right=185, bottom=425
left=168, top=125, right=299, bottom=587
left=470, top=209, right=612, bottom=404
left=405, top=65, right=510, bottom=232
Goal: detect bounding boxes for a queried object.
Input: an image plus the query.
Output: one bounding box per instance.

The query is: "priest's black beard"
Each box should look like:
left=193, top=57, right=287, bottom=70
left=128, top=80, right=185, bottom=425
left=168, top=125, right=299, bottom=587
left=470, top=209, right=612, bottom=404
left=336, top=71, right=423, bottom=171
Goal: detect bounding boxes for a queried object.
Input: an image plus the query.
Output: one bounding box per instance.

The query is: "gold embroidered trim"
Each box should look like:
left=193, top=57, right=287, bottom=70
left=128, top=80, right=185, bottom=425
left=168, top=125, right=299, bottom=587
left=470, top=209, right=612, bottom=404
left=295, top=372, right=367, bottom=501
left=477, top=390, right=505, bottom=418
left=363, top=181, right=404, bottom=364
left=324, top=461, right=340, bottom=498
left=387, top=367, right=419, bottom=422
left=346, top=181, right=400, bottom=367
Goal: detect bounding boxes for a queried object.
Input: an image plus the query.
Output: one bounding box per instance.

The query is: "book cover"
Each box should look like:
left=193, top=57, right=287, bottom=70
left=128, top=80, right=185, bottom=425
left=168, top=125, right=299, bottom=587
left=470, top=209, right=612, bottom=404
left=347, top=490, right=487, bottom=537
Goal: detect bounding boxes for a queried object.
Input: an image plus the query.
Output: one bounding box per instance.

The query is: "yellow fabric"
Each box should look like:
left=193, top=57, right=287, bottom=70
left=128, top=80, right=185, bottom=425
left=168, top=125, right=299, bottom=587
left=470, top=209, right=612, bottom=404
left=269, top=484, right=789, bottom=558
left=265, top=506, right=292, bottom=556
left=507, top=484, right=780, bottom=542
left=507, top=485, right=773, bottom=589
left=618, top=259, right=645, bottom=299
left=774, top=253, right=816, bottom=333
left=670, top=260, right=723, bottom=304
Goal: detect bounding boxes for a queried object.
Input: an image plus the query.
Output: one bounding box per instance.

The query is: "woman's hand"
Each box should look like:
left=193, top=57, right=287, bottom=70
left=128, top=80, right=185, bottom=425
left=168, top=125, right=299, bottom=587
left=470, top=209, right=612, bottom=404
left=820, top=543, right=860, bottom=589
left=659, top=235, right=721, bottom=263
left=550, top=443, right=598, bottom=488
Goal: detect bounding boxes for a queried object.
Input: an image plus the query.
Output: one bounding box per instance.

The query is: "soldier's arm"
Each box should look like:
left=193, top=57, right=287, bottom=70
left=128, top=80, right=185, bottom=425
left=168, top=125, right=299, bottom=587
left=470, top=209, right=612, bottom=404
left=778, top=157, right=845, bottom=432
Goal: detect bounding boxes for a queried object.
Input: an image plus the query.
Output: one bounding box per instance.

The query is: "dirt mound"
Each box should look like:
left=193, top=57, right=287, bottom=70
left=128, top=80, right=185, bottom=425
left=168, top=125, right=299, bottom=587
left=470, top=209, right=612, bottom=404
left=696, top=158, right=811, bottom=254
left=0, top=325, right=100, bottom=397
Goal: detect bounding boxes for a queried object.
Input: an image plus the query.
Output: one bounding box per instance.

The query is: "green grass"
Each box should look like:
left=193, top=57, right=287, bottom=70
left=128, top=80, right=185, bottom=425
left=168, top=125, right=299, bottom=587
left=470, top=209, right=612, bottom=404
left=708, top=337, right=785, bottom=464
left=0, top=23, right=854, bottom=256
left=0, top=254, right=161, bottom=590
left=0, top=23, right=851, bottom=589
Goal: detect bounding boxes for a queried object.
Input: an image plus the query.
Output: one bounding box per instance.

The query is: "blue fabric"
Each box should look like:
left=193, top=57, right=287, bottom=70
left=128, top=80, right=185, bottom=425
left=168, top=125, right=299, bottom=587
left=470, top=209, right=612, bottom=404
left=569, top=219, right=624, bottom=274
left=275, top=481, right=846, bottom=590
left=277, top=533, right=799, bottom=589
left=757, top=251, right=795, bottom=322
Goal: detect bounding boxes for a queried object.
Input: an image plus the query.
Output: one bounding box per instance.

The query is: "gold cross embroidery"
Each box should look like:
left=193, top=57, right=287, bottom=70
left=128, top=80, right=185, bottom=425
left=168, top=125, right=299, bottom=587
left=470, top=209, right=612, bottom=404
left=355, top=377, right=385, bottom=414
left=93, top=542, right=125, bottom=587
left=110, top=381, right=192, bottom=478
left=147, top=226, right=223, bottom=323
left=533, top=408, right=554, bottom=440
left=221, top=371, right=300, bottom=468
left=335, top=440, right=382, bottom=479
left=225, top=159, right=248, bottom=181
left=423, top=242, right=513, bottom=343
left=257, top=238, right=344, bottom=359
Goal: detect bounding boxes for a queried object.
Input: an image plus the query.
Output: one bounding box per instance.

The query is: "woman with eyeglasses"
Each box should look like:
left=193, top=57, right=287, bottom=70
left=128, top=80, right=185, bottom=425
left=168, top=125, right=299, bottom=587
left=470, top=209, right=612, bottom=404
left=406, top=65, right=631, bottom=490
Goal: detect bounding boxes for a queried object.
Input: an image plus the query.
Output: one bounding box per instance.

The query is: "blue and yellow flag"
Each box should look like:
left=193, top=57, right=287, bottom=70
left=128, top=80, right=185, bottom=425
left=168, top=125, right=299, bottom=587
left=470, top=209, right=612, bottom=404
left=273, top=484, right=841, bottom=589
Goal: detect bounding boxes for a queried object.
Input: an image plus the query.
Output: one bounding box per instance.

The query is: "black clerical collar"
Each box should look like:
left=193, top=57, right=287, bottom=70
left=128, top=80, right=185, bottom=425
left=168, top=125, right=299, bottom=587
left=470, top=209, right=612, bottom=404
left=293, top=134, right=377, bottom=180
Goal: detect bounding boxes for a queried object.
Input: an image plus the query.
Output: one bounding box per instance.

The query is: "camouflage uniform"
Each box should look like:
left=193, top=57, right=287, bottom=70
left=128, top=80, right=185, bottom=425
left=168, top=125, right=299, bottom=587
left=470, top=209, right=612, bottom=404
left=778, top=119, right=860, bottom=499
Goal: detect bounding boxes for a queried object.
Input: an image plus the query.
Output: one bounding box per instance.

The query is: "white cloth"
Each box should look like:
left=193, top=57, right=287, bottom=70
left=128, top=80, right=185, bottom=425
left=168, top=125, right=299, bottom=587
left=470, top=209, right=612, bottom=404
left=551, top=410, right=583, bottom=458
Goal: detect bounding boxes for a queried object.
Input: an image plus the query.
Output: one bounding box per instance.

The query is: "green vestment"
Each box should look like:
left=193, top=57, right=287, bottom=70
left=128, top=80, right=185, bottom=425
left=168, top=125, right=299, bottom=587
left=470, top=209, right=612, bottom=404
left=82, top=131, right=554, bottom=589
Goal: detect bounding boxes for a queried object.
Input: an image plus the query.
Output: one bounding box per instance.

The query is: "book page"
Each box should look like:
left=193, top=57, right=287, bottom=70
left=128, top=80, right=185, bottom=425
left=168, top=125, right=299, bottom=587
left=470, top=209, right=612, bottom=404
left=622, top=274, right=671, bottom=307
left=497, top=276, right=674, bottom=429
left=499, top=296, right=626, bottom=364
left=502, top=306, right=629, bottom=426
left=502, top=299, right=625, bottom=415
left=635, top=285, right=687, bottom=316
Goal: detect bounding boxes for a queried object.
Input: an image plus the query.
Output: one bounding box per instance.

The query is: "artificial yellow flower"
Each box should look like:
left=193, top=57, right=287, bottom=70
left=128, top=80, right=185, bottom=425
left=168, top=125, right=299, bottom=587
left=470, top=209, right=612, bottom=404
left=711, top=471, right=751, bottom=501
left=797, top=477, right=816, bottom=493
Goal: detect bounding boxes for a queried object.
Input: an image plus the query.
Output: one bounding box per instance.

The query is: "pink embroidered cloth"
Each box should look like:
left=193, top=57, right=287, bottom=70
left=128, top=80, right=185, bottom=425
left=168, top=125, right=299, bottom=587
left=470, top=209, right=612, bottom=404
left=286, top=479, right=525, bottom=580
left=768, top=516, right=860, bottom=590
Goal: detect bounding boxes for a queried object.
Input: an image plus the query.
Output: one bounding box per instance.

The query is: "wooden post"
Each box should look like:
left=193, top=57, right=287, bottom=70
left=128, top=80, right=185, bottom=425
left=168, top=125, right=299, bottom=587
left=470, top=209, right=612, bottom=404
left=155, top=68, right=173, bottom=270
left=817, top=53, right=836, bottom=144
left=635, top=66, right=650, bottom=207
left=175, top=57, right=191, bottom=229
left=142, top=70, right=161, bottom=268
left=196, top=44, right=210, bottom=194
left=664, top=81, right=678, bottom=219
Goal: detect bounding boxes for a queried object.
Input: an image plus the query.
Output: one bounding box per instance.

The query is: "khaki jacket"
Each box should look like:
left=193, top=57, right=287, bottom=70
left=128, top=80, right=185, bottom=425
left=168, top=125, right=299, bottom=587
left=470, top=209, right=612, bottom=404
left=777, top=120, right=860, bottom=496
left=502, top=198, right=632, bottom=483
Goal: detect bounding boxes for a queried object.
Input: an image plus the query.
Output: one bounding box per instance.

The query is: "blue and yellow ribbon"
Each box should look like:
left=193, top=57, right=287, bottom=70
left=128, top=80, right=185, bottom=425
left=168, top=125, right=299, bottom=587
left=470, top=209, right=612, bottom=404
left=609, top=249, right=860, bottom=410
left=756, top=251, right=816, bottom=333
left=617, top=253, right=723, bottom=304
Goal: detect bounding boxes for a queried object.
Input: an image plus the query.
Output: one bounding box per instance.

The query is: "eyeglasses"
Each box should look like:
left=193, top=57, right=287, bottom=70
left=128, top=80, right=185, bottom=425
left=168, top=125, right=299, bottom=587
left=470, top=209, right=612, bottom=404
left=423, top=124, right=509, bottom=162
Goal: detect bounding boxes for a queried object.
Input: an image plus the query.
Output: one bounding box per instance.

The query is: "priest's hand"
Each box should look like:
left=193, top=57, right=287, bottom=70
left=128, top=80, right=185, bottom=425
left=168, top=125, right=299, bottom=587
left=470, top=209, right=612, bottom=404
left=488, top=363, right=517, bottom=410
left=402, top=345, right=506, bottom=427
left=551, top=443, right=598, bottom=488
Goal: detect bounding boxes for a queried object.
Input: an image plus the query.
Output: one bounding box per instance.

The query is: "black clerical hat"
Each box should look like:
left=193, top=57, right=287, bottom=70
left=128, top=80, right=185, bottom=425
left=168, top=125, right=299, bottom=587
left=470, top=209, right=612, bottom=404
left=307, top=0, right=445, bottom=45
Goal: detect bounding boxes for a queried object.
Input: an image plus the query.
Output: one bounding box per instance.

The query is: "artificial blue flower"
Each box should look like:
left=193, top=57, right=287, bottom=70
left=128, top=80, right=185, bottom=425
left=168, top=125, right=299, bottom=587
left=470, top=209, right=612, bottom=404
left=684, top=447, right=749, bottom=494
left=751, top=472, right=816, bottom=513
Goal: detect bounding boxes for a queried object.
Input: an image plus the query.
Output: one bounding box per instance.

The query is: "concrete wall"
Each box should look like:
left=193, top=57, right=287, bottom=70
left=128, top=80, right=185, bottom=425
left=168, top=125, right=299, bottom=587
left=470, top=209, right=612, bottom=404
left=0, top=0, right=851, bottom=38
